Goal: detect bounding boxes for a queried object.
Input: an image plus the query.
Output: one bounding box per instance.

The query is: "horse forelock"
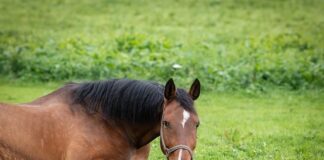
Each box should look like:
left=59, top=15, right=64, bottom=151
left=71, top=79, right=196, bottom=124
left=174, top=89, right=196, bottom=113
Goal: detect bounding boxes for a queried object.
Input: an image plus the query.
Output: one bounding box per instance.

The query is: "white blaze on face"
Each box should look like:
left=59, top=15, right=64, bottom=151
left=178, top=149, right=183, bottom=160
left=181, top=110, right=190, bottom=128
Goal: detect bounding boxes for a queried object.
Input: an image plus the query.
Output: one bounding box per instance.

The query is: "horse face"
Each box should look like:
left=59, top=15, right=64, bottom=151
left=160, top=79, right=200, bottom=160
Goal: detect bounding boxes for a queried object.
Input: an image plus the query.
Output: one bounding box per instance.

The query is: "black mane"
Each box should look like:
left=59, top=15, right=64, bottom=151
left=72, top=79, right=195, bottom=123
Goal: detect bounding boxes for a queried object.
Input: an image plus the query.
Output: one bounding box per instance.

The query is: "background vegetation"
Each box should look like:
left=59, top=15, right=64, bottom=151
left=1, top=0, right=323, bottom=91
left=0, top=0, right=323, bottom=159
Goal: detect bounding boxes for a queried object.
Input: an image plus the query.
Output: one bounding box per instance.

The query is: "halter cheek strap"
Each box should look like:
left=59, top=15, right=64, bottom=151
left=160, top=116, right=194, bottom=159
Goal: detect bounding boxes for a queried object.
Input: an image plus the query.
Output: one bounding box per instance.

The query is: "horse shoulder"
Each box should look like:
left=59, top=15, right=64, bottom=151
left=65, top=136, right=134, bottom=160
left=65, top=116, right=135, bottom=160
left=130, top=144, right=151, bottom=160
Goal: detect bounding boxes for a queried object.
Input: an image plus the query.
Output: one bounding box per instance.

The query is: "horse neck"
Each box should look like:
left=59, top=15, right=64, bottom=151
left=118, top=120, right=161, bottom=149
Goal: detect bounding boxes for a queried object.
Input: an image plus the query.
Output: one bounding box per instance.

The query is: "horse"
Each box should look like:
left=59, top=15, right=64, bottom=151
left=0, top=78, right=200, bottom=160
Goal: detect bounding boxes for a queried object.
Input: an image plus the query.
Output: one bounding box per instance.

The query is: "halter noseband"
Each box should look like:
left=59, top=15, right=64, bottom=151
left=160, top=114, right=194, bottom=159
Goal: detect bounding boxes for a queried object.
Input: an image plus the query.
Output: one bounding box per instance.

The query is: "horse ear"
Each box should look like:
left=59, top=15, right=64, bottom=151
left=189, top=79, right=200, bottom=100
left=164, top=78, right=176, bottom=100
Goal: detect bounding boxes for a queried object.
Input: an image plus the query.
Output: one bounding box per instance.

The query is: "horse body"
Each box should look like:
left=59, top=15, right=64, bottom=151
left=0, top=79, right=200, bottom=160
left=0, top=85, right=148, bottom=160
left=0, top=87, right=72, bottom=159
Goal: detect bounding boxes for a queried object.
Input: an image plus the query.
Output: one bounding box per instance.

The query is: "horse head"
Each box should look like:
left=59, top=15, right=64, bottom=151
left=160, top=79, right=200, bottom=160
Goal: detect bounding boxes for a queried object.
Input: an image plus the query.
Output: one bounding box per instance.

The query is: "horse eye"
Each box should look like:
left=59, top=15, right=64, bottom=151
left=162, top=121, right=170, bottom=128
left=196, top=122, right=200, bottom=128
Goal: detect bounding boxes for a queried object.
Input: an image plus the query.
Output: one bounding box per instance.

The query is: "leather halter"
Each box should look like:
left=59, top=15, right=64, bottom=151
left=160, top=112, right=194, bottom=159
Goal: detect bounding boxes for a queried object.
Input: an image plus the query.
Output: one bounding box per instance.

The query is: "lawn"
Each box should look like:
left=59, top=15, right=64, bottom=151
left=1, top=81, right=323, bottom=159
left=1, top=0, right=323, bottom=90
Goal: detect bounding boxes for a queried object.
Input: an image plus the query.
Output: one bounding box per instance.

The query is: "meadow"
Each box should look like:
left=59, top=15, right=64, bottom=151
left=0, top=0, right=324, bottom=159
left=0, top=0, right=323, bottom=91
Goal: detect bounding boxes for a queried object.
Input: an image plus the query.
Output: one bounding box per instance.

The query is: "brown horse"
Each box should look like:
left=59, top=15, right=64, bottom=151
left=0, top=78, right=200, bottom=160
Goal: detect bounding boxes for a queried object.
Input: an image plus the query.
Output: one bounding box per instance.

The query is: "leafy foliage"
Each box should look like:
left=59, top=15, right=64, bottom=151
left=0, top=0, right=323, bottom=91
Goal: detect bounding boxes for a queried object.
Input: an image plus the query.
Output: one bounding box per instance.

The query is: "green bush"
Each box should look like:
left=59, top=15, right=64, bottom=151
left=0, top=0, right=323, bottom=91
left=1, top=33, right=323, bottom=91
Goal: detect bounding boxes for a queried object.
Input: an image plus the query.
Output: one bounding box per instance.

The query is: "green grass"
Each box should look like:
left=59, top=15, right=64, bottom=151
left=1, top=81, right=323, bottom=159
left=1, top=0, right=324, bottom=90
left=0, top=80, right=59, bottom=103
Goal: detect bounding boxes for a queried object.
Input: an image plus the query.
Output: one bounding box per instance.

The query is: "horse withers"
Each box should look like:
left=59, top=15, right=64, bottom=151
left=0, top=78, right=200, bottom=160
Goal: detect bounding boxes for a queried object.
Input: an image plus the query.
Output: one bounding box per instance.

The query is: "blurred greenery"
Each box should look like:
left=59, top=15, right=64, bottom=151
left=1, top=0, right=324, bottom=91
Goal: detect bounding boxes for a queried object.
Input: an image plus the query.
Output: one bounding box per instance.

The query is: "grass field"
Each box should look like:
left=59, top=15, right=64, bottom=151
left=1, top=0, right=324, bottom=90
left=0, top=81, right=323, bottom=159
